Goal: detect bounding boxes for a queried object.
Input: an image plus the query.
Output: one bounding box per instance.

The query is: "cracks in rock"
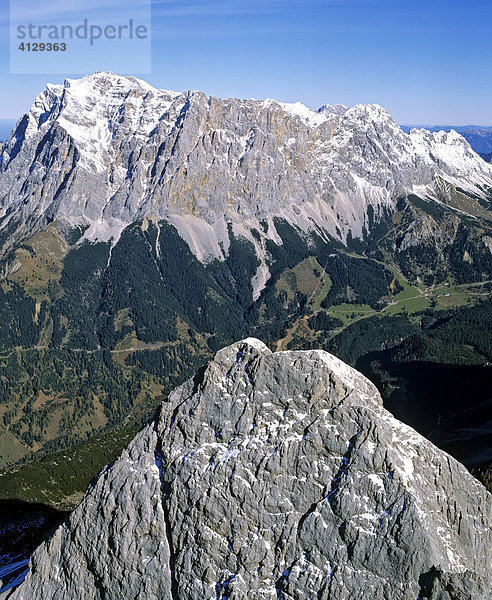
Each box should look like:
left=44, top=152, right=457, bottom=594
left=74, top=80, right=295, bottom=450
left=88, top=567, right=107, bottom=600
left=243, top=360, right=257, bottom=386
left=302, top=416, right=319, bottom=440
left=225, top=349, right=259, bottom=391
left=234, top=400, right=250, bottom=435
left=275, top=560, right=296, bottom=600
left=296, top=491, right=328, bottom=537
left=316, top=565, right=338, bottom=600
left=215, top=574, right=235, bottom=600
left=162, top=369, right=206, bottom=438
left=80, top=551, right=107, bottom=600
left=328, top=386, right=355, bottom=414
left=326, top=430, right=362, bottom=507
left=293, top=429, right=363, bottom=554
left=153, top=431, right=179, bottom=600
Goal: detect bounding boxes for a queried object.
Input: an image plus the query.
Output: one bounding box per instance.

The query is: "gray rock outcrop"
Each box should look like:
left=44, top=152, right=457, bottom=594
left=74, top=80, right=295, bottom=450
left=2, top=338, right=490, bottom=599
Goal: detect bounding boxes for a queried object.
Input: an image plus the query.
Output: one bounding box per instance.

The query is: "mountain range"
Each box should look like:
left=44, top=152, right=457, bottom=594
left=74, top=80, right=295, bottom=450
left=0, top=71, right=490, bottom=503
left=1, top=73, right=492, bottom=261
left=400, top=125, right=492, bottom=155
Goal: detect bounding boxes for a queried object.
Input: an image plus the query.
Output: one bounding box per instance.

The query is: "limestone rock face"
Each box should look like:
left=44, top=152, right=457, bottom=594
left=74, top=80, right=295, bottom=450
left=2, top=339, right=490, bottom=599
left=1, top=72, right=491, bottom=259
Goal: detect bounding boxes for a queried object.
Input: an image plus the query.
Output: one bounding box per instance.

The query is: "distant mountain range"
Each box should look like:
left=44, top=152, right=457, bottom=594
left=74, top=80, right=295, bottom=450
left=401, top=124, right=492, bottom=155
left=1, top=73, right=491, bottom=259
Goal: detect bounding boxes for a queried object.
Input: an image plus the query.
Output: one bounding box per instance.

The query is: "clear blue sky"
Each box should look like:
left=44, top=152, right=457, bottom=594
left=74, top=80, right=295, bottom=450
left=1, top=0, right=491, bottom=125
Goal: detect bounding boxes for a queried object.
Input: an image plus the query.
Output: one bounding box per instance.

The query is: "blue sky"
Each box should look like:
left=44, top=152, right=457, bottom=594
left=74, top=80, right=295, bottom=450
left=1, top=0, right=491, bottom=126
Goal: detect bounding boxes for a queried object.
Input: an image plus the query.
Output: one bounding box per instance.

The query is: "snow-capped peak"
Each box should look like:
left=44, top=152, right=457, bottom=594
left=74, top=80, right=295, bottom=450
left=62, top=71, right=176, bottom=99
left=28, top=72, right=181, bottom=173
left=0, top=72, right=491, bottom=262
left=318, top=103, right=348, bottom=117
left=262, top=98, right=328, bottom=127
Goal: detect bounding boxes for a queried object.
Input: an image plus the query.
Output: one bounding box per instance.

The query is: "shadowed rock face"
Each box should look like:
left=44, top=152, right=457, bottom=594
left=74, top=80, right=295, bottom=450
left=2, top=339, right=490, bottom=600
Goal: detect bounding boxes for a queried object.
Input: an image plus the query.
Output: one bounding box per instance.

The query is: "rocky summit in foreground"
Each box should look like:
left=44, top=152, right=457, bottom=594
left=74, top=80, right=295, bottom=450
left=2, top=339, right=490, bottom=599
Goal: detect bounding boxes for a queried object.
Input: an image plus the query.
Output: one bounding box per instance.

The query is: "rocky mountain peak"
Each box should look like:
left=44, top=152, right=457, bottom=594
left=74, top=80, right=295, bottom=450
left=3, top=339, right=490, bottom=599
left=18, top=72, right=181, bottom=175
left=318, top=103, right=348, bottom=117
left=0, top=73, right=491, bottom=265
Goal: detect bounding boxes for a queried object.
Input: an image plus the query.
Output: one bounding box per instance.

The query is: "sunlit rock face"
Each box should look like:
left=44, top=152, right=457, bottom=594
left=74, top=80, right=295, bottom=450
left=3, top=338, right=490, bottom=600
